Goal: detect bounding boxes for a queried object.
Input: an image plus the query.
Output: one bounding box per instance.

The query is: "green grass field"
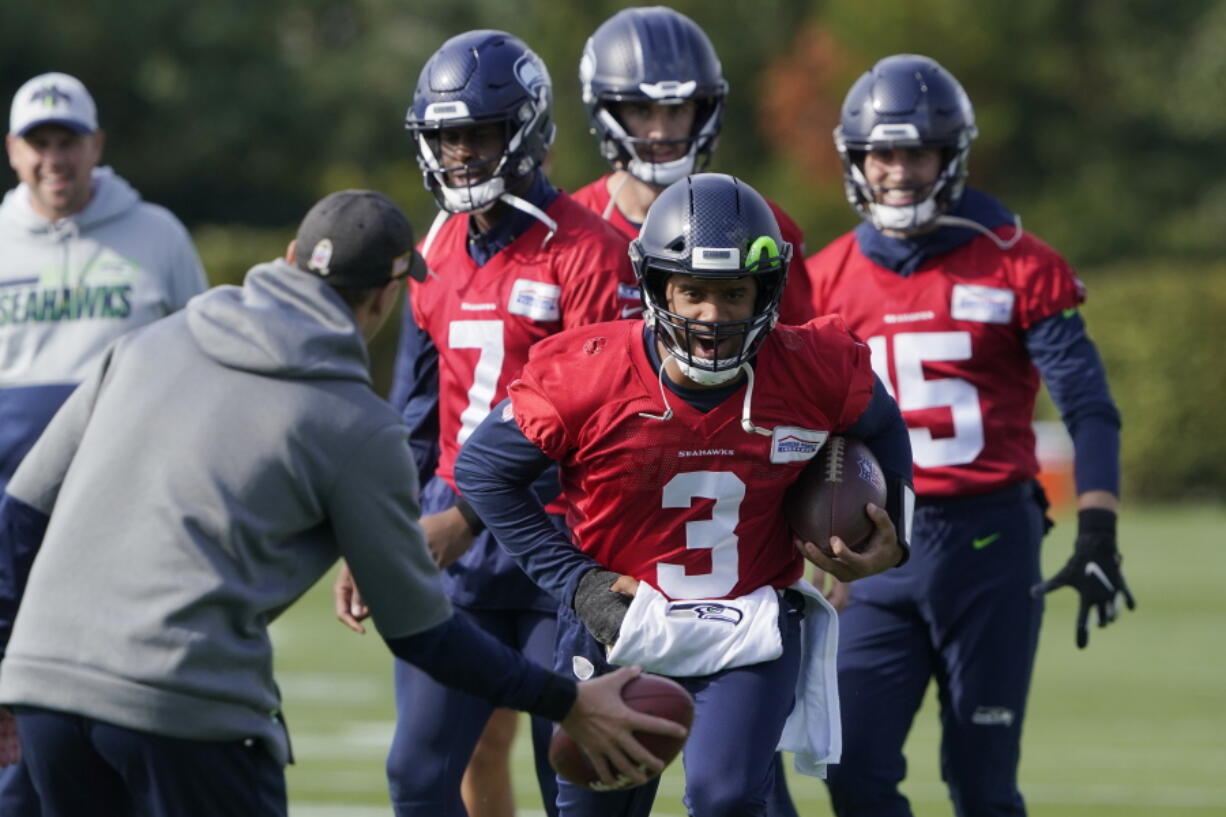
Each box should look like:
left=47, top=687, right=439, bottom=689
left=272, top=504, right=1226, bottom=816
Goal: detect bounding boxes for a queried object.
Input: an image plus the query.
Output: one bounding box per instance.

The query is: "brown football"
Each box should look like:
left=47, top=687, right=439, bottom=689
left=548, top=673, right=693, bottom=792
left=785, top=436, right=887, bottom=557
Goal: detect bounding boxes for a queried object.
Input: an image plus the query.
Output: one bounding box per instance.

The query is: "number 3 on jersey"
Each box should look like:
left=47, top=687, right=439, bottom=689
left=450, top=320, right=505, bottom=444
left=868, top=332, right=984, bottom=468
left=656, top=471, right=744, bottom=599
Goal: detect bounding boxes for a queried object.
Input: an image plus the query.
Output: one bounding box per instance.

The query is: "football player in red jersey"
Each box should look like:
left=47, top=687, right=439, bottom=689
left=332, top=31, right=639, bottom=817
left=454, top=174, right=915, bottom=817
left=570, top=6, right=816, bottom=327
left=805, top=55, right=1134, bottom=817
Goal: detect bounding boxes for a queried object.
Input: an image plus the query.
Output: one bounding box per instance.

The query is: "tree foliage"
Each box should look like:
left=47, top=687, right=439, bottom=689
left=4, top=0, right=1222, bottom=498
left=5, top=0, right=1223, bottom=264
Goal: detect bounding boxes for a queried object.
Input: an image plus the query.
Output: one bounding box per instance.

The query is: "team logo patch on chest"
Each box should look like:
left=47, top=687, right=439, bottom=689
left=769, top=426, right=828, bottom=464
left=950, top=284, right=1014, bottom=324
left=508, top=279, right=561, bottom=321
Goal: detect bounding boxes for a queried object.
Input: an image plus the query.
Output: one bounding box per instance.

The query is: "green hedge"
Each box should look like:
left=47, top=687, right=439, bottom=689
left=1080, top=262, right=1226, bottom=502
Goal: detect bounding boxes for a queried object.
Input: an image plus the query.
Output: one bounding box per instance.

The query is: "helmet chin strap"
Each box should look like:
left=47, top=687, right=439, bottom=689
left=870, top=200, right=1024, bottom=250
left=738, top=362, right=772, bottom=437
left=869, top=197, right=940, bottom=232
left=420, top=209, right=451, bottom=261
left=637, top=353, right=677, bottom=422
left=674, top=356, right=742, bottom=386
left=934, top=213, right=1024, bottom=251
left=422, top=127, right=556, bottom=243
left=427, top=179, right=559, bottom=251
left=597, top=106, right=700, bottom=188
left=627, top=152, right=695, bottom=188
left=437, top=175, right=506, bottom=214
left=499, top=190, right=558, bottom=245
left=637, top=355, right=772, bottom=438
left=601, top=172, right=633, bottom=221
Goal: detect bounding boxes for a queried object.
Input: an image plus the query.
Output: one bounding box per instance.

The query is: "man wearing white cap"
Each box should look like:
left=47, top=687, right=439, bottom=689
left=1, top=71, right=208, bottom=814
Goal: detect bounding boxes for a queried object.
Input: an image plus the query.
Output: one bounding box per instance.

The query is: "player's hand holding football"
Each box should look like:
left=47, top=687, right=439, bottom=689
left=1032, top=508, right=1136, bottom=648
left=422, top=506, right=477, bottom=569
left=797, top=503, right=902, bottom=583
left=562, top=665, right=687, bottom=788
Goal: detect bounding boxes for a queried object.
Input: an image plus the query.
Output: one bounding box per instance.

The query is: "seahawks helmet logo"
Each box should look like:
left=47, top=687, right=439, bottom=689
left=514, top=52, right=549, bottom=100
left=667, top=602, right=744, bottom=625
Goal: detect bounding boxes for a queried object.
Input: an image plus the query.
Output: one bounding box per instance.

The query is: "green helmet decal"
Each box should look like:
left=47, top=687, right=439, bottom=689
left=745, top=235, right=781, bottom=269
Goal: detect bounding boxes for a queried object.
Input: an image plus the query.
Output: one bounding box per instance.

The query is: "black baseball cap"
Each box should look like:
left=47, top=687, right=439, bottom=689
left=295, top=190, right=427, bottom=287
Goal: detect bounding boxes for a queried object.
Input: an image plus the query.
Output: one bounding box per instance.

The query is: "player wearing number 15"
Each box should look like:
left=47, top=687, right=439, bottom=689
left=352, top=30, right=640, bottom=817
left=805, top=55, right=1133, bottom=817
left=454, top=174, right=914, bottom=816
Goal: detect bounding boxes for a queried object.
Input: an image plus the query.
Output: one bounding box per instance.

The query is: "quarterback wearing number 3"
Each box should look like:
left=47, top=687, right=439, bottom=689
left=455, top=174, right=914, bottom=816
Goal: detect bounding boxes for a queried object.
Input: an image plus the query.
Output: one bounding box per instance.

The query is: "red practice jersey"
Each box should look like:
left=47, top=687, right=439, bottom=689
left=509, top=317, right=875, bottom=600
left=806, top=228, right=1084, bottom=497
left=410, top=193, right=637, bottom=491
left=571, top=174, right=816, bottom=326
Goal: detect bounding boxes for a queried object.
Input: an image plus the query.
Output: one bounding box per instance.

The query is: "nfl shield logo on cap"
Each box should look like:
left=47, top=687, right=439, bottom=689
left=10, top=72, right=98, bottom=136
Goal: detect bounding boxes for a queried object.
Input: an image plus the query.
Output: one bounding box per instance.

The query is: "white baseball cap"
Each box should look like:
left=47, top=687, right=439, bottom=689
left=9, top=72, right=98, bottom=136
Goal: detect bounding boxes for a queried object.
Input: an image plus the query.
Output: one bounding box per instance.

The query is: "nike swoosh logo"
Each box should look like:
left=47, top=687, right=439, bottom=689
left=972, top=532, right=1001, bottom=550
left=1084, top=562, right=1116, bottom=593
left=621, top=305, right=644, bottom=318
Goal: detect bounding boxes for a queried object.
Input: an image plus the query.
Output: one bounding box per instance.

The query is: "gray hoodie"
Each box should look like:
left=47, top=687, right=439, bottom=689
left=0, top=260, right=448, bottom=764
left=0, top=166, right=207, bottom=492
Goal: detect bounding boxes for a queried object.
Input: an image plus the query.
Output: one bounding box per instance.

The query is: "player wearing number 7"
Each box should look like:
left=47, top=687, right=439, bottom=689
left=805, top=55, right=1133, bottom=817
left=454, top=174, right=914, bottom=816
left=330, top=30, right=640, bottom=817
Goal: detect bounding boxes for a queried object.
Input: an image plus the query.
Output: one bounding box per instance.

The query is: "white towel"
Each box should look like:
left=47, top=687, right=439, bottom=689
left=606, top=583, right=783, bottom=677
left=776, top=579, right=842, bottom=778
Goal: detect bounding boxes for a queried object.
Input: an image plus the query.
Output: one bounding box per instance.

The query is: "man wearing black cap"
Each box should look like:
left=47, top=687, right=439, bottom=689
left=0, top=190, right=682, bottom=817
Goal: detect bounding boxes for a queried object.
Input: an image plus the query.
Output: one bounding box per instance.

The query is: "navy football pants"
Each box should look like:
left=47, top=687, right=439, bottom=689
left=385, top=475, right=560, bottom=816
left=386, top=605, right=558, bottom=817
left=553, top=592, right=804, bottom=817
left=13, top=706, right=285, bottom=817
left=824, top=482, right=1046, bottom=817
left=0, top=760, right=40, bottom=817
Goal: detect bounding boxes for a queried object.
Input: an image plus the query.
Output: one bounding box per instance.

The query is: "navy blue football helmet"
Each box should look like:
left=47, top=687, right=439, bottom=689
left=835, top=54, right=977, bottom=233
left=406, top=30, right=555, bottom=213
left=631, top=173, right=790, bottom=385
left=580, top=7, right=727, bottom=188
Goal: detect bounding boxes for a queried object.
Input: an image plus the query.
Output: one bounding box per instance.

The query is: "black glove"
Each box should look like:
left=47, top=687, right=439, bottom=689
left=573, top=568, right=632, bottom=646
left=1032, top=508, right=1136, bottom=648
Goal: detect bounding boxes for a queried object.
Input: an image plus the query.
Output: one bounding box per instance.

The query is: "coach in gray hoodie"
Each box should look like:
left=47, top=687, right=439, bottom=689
left=0, top=190, right=680, bottom=817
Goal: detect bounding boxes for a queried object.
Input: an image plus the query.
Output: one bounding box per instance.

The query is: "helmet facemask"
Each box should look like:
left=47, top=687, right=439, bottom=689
left=414, top=120, right=511, bottom=214
left=407, top=34, right=556, bottom=216
left=838, top=129, right=974, bottom=235
left=593, top=95, right=723, bottom=188
left=634, top=238, right=789, bottom=386
left=579, top=7, right=728, bottom=190
left=834, top=55, right=978, bottom=234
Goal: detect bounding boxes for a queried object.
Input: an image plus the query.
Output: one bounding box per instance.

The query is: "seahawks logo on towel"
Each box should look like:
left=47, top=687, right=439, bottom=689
left=666, top=602, right=744, bottom=626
